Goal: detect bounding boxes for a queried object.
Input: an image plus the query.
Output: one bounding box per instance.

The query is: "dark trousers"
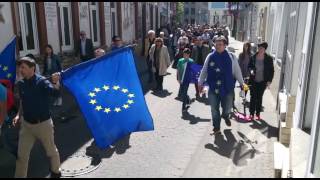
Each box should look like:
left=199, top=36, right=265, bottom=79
left=154, top=70, right=164, bottom=90
left=180, top=84, right=190, bottom=109
left=194, top=81, right=200, bottom=97
left=249, top=81, right=267, bottom=116
left=146, top=57, right=154, bottom=82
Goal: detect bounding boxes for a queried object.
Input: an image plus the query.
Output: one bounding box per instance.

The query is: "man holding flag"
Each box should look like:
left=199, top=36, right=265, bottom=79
left=13, top=56, right=62, bottom=178
left=198, top=36, right=246, bottom=135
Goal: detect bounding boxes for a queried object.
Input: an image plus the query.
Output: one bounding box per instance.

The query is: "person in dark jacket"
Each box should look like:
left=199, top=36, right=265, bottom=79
left=248, top=42, right=274, bottom=120
left=43, top=45, right=62, bottom=77
left=76, top=31, right=94, bottom=62
left=43, top=44, right=63, bottom=107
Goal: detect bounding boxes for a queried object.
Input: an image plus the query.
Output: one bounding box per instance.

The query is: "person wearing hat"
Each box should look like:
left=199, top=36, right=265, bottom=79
left=248, top=42, right=274, bottom=120
left=12, top=56, right=62, bottom=178
left=177, top=48, right=194, bottom=112
left=191, top=36, right=211, bottom=98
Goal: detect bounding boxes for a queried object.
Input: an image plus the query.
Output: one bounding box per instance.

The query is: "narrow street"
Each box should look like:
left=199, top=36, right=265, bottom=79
left=14, top=37, right=277, bottom=178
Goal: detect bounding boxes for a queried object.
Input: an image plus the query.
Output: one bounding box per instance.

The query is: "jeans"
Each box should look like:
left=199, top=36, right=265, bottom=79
left=180, top=84, right=190, bottom=109
left=249, top=81, right=267, bottom=116
left=208, top=90, right=234, bottom=129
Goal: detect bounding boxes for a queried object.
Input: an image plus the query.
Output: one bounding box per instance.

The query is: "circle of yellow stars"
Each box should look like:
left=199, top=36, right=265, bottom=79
left=88, top=85, right=135, bottom=114
left=0, top=64, right=12, bottom=79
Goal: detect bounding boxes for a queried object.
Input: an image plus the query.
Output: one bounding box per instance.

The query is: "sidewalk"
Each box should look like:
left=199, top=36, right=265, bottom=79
left=182, top=37, right=278, bottom=178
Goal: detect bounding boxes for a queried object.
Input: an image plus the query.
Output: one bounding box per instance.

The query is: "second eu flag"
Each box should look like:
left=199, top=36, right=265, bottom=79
left=61, top=47, right=154, bottom=149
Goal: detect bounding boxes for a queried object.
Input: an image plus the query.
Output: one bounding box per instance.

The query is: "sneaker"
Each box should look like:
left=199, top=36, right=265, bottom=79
left=50, top=171, right=62, bottom=178
left=256, top=115, right=261, bottom=120
left=249, top=115, right=254, bottom=121
left=212, top=128, right=221, bottom=135
left=225, top=118, right=231, bottom=127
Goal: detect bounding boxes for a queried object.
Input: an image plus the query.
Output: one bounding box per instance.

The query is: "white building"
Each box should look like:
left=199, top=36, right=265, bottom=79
left=0, top=2, right=169, bottom=59
left=266, top=2, right=320, bottom=178
left=208, top=2, right=231, bottom=27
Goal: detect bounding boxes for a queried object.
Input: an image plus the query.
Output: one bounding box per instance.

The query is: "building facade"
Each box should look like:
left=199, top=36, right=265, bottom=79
left=266, top=2, right=320, bottom=178
left=183, top=2, right=209, bottom=25
left=208, top=2, right=232, bottom=27
left=0, top=2, right=173, bottom=59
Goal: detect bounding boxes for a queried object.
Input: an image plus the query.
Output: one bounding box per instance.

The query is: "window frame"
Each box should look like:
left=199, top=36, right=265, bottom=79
left=89, top=2, right=100, bottom=47
left=58, top=2, right=74, bottom=52
left=18, top=2, right=39, bottom=56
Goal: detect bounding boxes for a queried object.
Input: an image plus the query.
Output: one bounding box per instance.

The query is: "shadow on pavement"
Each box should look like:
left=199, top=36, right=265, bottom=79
left=151, top=89, right=173, bottom=98
left=249, top=119, right=278, bottom=139
left=205, top=129, right=260, bottom=166
left=85, top=134, right=131, bottom=159
left=2, top=53, right=148, bottom=178
left=181, top=111, right=211, bottom=124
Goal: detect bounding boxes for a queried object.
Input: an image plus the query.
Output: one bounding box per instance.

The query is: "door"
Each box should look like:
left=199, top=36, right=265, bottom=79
left=110, top=2, right=118, bottom=38
left=18, top=2, right=39, bottom=56
left=58, top=2, right=73, bottom=51
left=89, top=2, right=100, bottom=47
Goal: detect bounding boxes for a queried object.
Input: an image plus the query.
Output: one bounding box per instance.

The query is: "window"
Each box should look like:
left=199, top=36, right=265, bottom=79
left=90, top=2, right=100, bottom=46
left=185, top=8, right=189, bottom=15
left=110, top=3, right=118, bottom=38
left=191, top=8, right=195, bottom=15
left=58, top=2, right=73, bottom=51
left=191, top=19, right=195, bottom=24
left=18, top=2, right=39, bottom=56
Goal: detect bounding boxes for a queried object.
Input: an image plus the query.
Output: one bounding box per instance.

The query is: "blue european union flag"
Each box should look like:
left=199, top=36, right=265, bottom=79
left=182, top=62, right=203, bottom=85
left=61, top=47, right=154, bottom=149
left=0, top=37, right=16, bottom=84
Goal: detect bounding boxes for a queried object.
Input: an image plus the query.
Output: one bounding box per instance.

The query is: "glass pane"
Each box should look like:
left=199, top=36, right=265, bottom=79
left=57, top=7, right=62, bottom=46
left=91, top=2, right=96, bottom=5
left=18, top=31, right=24, bottom=51
left=111, top=2, right=115, bottom=8
left=25, top=3, right=35, bottom=50
left=63, top=7, right=70, bottom=46
left=112, top=12, right=116, bottom=37
left=92, top=10, right=98, bottom=42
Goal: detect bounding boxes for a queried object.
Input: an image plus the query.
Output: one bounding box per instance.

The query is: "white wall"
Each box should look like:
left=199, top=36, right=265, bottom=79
left=294, top=2, right=316, bottom=128
left=290, top=2, right=309, bottom=95
left=104, top=2, right=112, bottom=46
left=0, top=2, right=15, bottom=51
left=121, top=2, right=135, bottom=43
left=78, top=2, right=91, bottom=39
left=44, top=2, right=60, bottom=54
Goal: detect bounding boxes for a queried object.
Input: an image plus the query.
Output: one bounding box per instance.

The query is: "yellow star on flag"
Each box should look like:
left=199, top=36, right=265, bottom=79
left=121, top=89, right=128, bottom=93
left=3, top=66, right=8, bottom=71
left=88, top=92, right=96, bottom=97
left=123, top=104, right=129, bottom=109
left=95, top=106, right=102, bottom=111
left=113, top=85, right=120, bottom=90
left=94, top=88, right=101, bottom=92
left=128, top=94, right=135, bottom=98
left=128, top=100, right=134, bottom=104
left=89, top=99, right=97, bottom=105
left=104, top=108, right=111, bottom=113
left=103, top=85, right=110, bottom=91
left=7, top=73, right=12, bottom=78
left=114, top=107, right=121, bottom=112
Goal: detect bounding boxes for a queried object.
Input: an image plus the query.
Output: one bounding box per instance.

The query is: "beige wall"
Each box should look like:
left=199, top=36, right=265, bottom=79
left=0, top=2, right=15, bottom=51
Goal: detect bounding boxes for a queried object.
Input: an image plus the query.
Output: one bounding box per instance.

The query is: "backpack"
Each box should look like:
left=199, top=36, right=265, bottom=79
left=0, top=79, right=14, bottom=112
